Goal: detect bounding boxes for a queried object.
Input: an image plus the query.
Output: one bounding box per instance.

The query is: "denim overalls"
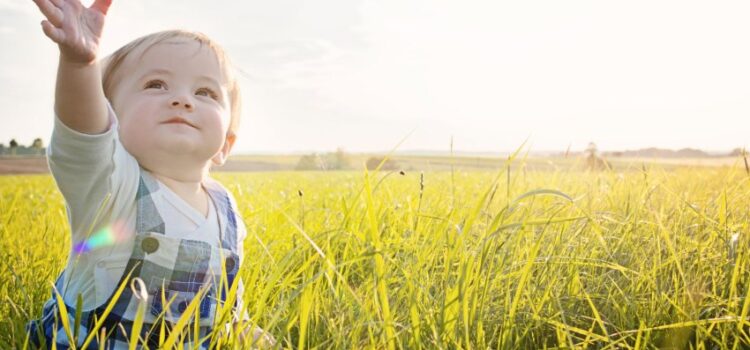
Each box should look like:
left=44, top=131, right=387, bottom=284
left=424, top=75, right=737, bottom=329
left=27, top=169, right=244, bottom=349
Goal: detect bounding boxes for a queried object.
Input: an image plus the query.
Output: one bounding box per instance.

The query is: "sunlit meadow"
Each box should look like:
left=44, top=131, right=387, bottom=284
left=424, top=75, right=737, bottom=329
left=1, top=157, right=749, bottom=348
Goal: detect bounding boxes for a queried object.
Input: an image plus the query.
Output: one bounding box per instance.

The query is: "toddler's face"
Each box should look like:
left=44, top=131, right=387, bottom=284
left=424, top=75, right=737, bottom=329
left=110, top=38, right=233, bottom=173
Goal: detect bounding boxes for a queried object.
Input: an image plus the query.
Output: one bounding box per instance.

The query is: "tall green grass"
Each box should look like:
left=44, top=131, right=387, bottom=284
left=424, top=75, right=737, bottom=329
left=1, top=162, right=749, bottom=348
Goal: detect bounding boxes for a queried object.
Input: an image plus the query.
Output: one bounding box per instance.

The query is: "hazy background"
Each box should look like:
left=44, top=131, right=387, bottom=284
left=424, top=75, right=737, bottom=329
left=1, top=0, right=749, bottom=154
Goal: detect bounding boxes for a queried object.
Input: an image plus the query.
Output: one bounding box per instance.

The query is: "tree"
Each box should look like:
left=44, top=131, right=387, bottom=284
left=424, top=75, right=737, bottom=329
left=9, top=139, right=18, bottom=156
left=31, top=138, right=44, bottom=155
left=585, top=142, right=597, bottom=158
left=295, top=154, right=319, bottom=170
left=331, top=147, right=351, bottom=170
left=585, top=142, right=609, bottom=171
left=729, top=148, right=746, bottom=157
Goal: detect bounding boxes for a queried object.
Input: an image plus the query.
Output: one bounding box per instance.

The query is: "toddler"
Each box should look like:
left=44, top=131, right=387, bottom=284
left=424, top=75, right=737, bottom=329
left=26, top=0, right=273, bottom=348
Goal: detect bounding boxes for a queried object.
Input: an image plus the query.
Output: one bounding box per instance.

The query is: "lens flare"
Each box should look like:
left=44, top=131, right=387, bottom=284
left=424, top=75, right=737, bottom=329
left=73, top=221, right=129, bottom=254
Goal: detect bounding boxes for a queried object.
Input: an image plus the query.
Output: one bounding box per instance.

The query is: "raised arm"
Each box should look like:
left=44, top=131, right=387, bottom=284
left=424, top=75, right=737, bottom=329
left=32, top=0, right=113, bottom=134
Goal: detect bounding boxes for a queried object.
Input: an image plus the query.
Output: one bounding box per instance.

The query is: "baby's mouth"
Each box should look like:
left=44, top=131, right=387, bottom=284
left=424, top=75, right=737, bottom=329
left=162, top=117, right=197, bottom=129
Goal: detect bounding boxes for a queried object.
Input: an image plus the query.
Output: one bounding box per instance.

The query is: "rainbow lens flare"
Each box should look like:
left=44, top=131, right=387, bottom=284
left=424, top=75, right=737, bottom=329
left=73, top=221, right=129, bottom=254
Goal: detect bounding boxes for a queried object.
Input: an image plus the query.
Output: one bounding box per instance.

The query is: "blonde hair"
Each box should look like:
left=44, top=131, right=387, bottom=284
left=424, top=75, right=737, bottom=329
left=102, top=30, right=241, bottom=134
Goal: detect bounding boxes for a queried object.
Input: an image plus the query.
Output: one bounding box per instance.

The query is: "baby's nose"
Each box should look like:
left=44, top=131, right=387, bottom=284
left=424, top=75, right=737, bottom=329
left=171, top=100, right=193, bottom=109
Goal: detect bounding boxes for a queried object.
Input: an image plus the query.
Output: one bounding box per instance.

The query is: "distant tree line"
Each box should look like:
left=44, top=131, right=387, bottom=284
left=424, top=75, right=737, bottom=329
left=602, top=147, right=746, bottom=158
left=582, top=142, right=748, bottom=171
left=0, top=138, right=45, bottom=156
left=295, top=148, right=399, bottom=171
left=295, top=148, right=352, bottom=171
left=561, top=144, right=748, bottom=159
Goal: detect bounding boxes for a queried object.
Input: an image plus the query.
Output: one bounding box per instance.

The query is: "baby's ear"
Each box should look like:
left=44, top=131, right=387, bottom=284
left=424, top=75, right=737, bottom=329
left=212, top=131, right=237, bottom=167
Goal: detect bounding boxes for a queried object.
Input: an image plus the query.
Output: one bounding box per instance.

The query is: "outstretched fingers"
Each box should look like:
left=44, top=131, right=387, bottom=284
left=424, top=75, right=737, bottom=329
left=32, top=0, right=64, bottom=27
left=33, top=0, right=67, bottom=43
left=40, top=19, right=65, bottom=43
left=89, top=0, right=112, bottom=15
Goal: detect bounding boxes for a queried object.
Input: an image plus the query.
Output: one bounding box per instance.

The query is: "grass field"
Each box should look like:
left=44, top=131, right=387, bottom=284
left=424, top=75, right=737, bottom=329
left=1, top=159, right=749, bottom=348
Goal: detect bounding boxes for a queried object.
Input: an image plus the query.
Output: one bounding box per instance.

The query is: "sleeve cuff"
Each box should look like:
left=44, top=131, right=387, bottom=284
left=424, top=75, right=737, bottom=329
left=48, top=102, right=118, bottom=163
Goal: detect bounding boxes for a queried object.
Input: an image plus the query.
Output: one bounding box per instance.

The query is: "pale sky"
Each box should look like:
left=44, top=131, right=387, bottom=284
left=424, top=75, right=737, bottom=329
left=1, top=0, right=748, bottom=154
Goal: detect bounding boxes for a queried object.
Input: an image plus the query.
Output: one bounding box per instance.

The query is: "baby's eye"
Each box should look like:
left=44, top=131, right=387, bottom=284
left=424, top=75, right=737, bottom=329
left=195, top=88, right=219, bottom=100
left=144, top=80, right=167, bottom=90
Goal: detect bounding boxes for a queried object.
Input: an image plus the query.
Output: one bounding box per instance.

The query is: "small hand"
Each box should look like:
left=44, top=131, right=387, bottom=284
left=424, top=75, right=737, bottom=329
left=32, top=0, right=112, bottom=64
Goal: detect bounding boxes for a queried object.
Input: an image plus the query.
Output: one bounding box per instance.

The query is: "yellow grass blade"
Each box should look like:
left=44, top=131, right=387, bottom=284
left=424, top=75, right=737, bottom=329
left=128, top=277, right=148, bottom=350
left=52, top=283, right=77, bottom=350
left=80, top=265, right=138, bottom=349
left=161, top=287, right=209, bottom=349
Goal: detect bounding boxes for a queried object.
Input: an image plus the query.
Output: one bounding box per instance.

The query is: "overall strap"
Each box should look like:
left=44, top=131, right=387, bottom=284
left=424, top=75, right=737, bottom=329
left=135, top=169, right=166, bottom=235
left=203, top=178, right=243, bottom=304
left=204, top=178, right=240, bottom=252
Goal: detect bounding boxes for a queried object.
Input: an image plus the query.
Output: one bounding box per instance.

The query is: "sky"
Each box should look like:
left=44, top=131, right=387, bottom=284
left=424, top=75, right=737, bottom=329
left=1, top=0, right=749, bottom=154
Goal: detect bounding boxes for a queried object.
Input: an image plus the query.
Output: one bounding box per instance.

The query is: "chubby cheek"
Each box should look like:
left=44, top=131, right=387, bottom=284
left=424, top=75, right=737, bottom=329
left=211, top=118, right=229, bottom=147
left=206, top=111, right=231, bottom=151
left=116, top=102, right=159, bottom=156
